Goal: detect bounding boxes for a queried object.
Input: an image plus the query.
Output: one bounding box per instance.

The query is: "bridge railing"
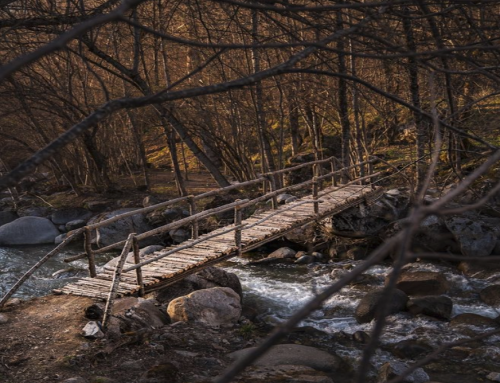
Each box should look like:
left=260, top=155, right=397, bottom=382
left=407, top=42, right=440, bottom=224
left=0, top=155, right=380, bottom=309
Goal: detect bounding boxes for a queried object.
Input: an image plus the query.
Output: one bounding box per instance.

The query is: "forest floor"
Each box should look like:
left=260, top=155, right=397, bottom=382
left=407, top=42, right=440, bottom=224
left=0, top=294, right=355, bottom=383
left=0, top=294, right=256, bottom=383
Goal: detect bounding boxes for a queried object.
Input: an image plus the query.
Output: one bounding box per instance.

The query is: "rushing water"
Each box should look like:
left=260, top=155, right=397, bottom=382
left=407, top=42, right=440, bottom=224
left=0, top=245, right=114, bottom=299
left=3, top=244, right=500, bottom=370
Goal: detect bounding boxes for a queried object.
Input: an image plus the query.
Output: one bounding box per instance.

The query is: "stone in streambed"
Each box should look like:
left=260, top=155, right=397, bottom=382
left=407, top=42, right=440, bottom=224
left=0, top=216, right=60, bottom=245
left=450, top=313, right=499, bottom=327
left=377, top=361, right=429, bottom=383
left=51, top=208, right=92, bottom=225
left=248, top=247, right=297, bottom=265
left=355, top=288, right=408, bottom=324
left=228, top=344, right=341, bottom=372
left=480, top=285, right=500, bottom=306
left=444, top=216, right=498, bottom=257
left=387, top=271, right=449, bottom=296
left=407, top=295, right=453, bottom=321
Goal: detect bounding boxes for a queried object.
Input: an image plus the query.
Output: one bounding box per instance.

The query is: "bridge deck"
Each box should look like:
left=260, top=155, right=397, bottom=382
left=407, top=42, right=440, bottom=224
left=60, top=184, right=383, bottom=300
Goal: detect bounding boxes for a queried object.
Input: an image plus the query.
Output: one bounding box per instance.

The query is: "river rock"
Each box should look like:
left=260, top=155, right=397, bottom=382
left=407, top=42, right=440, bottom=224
left=84, top=200, right=109, bottom=212
left=487, top=372, right=500, bottom=382
left=112, top=297, right=169, bottom=329
left=0, top=313, right=8, bottom=324
left=51, top=208, right=92, bottom=225
left=156, top=267, right=242, bottom=303
left=390, top=340, right=433, bottom=359
left=0, top=210, right=18, bottom=227
left=249, top=247, right=297, bottom=265
left=228, top=344, right=341, bottom=372
left=162, top=206, right=189, bottom=222
left=285, top=222, right=315, bottom=244
left=457, top=261, right=500, bottom=279
left=104, top=245, right=164, bottom=269
left=234, top=365, right=333, bottom=383
left=167, top=287, right=241, bottom=327
left=407, top=296, right=453, bottom=320
left=355, top=288, right=408, bottom=324
left=82, top=321, right=104, bottom=339
left=185, top=267, right=243, bottom=299
left=387, top=271, right=449, bottom=296
left=414, top=215, right=456, bottom=252
left=0, top=216, right=60, bottom=245
left=377, top=361, right=429, bottom=383
left=169, top=228, right=190, bottom=243
left=480, top=285, right=500, bottom=306
left=450, top=313, right=499, bottom=327
left=54, top=233, right=67, bottom=245
left=66, top=219, right=87, bottom=232
left=444, top=216, right=498, bottom=257
left=91, top=208, right=159, bottom=248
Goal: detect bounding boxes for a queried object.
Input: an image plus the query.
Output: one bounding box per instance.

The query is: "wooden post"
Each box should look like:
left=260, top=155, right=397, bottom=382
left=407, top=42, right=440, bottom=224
left=234, top=203, right=242, bottom=257
left=330, top=158, right=337, bottom=186
left=84, top=227, right=96, bottom=278
left=132, top=237, right=144, bottom=297
left=102, top=233, right=135, bottom=330
left=188, top=196, right=198, bottom=239
left=267, top=175, right=278, bottom=209
left=312, top=176, right=319, bottom=214
left=368, top=160, right=375, bottom=189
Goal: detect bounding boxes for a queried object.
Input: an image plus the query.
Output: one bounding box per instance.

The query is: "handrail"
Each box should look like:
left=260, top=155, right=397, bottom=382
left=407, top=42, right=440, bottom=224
left=123, top=199, right=324, bottom=273
left=64, top=199, right=249, bottom=262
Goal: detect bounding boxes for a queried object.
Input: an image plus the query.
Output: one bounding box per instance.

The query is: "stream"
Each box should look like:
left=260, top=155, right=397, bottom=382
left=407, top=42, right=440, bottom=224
left=3, top=245, right=500, bottom=377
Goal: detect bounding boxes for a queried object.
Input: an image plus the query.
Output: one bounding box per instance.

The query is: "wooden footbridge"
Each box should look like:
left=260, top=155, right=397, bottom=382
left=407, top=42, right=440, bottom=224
left=0, top=157, right=385, bottom=325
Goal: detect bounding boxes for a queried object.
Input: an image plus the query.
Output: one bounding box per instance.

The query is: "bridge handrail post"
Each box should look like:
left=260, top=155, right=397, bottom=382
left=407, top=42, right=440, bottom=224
left=265, top=174, right=278, bottom=209
left=330, top=158, right=338, bottom=186
left=188, top=195, right=199, bottom=239
left=312, top=176, right=319, bottom=214
left=132, top=236, right=144, bottom=297
left=102, top=233, right=135, bottom=330
left=234, top=202, right=243, bottom=257
left=84, top=227, right=96, bottom=278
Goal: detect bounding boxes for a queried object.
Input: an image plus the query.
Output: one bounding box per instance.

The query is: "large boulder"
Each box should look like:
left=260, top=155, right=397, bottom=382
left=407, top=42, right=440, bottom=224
left=167, top=287, right=241, bottom=327
left=228, top=344, right=342, bottom=372
left=155, top=267, right=242, bottom=304
left=355, top=288, right=408, bottom=324
left=480, top=285, right=500, bottom=306
left=387, top=271, right=449, bottom=296
left=185, top=267, right=242, bottom=299
left=91, top=208, right=159, bottom=248
left=377, top=361, right=429, bottom=383
left=112, top=297, right=169, bottom=330
left=444, top=216, right=498, bottom=257
left=414, top=215, right=456, bottom=252
left=407, top=296, right=453, bottom=321
left=0, top=216, right=60, bottom=245
left=51, top=208, right=92, bottom=225
left=0, top=211, right=18, bottom=227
